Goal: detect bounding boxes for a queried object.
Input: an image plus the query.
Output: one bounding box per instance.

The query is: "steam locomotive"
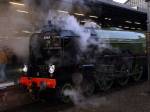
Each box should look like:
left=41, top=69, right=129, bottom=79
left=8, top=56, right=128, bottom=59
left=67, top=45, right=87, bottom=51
left=19, top=23, right=147, bottom=102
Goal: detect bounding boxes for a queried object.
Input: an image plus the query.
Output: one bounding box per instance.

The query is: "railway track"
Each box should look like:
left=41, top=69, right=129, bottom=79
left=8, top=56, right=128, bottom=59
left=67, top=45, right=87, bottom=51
left=3, top=79, right=147, bottom=112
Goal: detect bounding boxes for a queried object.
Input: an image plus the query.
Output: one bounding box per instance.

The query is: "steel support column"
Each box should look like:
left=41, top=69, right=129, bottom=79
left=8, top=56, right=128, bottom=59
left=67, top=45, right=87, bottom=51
left=146, top=0, right=150, bottom=80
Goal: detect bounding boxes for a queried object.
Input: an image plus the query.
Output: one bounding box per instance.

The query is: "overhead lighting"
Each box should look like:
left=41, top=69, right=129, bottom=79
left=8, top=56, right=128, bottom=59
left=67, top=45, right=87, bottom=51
left=16, top=10, right=29, bottom=14
left=81, top=20, right=87, bottom=23
left=131, top=27, right=136, bottom=30
left=124, top=26, right=129, bottom=29
left=105, top=18, right=111, bottom=20
left=13, top=31, right=18, bottom=34
left=132, top=6, right=138, bottom=10
left=17, top=37, right=22, bottom=39
left=89, top=15, right=98, bottom=19
left=118, top=26, right=122, bottom=28
left=57, top=10, right=69, bottom=14
left=74, top=13, right=84, bottom=16
left=9, top=2, right=25, bottom=6
left=125, top=21, right=132, bottom=23
left=22, top=30, right=31, bottom=33
left=4, top=36, right=9, bottom=39
left=137, top=28, right=141, bottom=30
left=135, top=22, right=141, bottom=25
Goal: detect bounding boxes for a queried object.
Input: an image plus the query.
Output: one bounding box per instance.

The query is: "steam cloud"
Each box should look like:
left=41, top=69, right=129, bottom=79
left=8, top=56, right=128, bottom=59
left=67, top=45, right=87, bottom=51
left=0, top=2, right=32, bottom=81
left=64, top=88, right=110, bottom=110
left=0, top=2, right=31, bottom=64
left=25, top=0, right=110, bottom=53
left=23, top=0, right=110, bottom=71
left=46, top=11, right=91, bottom=51
left=22, top=0, right=109, bottom=66
left=0, top=0, right=107, bottom=63
left=22, top=0, right=111, bottom=106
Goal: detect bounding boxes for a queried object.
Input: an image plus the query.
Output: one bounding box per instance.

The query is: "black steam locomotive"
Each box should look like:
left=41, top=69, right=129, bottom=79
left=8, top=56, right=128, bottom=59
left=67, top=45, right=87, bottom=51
left=19, top=23, right=147, bottom=102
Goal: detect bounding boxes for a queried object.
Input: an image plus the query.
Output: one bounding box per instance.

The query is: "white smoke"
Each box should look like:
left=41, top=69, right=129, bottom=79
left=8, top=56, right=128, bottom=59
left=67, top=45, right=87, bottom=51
left=63, top=88, right=110, bottom=109
left=0, top=37, right=30, bottom=63
left=46, top=10, right=109, bottom=53
left=46, top=11, right=91, bottom=51
left=23, top=0, right=108, bottom=52
left=43, top=1, right=111, bottom=107
left=0, top=2, right=31, bottom=64
left=64, top=88, right=84, bottom=105
left=21, top=0, right=111, bottom=109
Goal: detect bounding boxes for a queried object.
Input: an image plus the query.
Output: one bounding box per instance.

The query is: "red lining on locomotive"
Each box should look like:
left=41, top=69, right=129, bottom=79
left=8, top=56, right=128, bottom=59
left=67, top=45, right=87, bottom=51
left=19, top=76, right=56, bottom=89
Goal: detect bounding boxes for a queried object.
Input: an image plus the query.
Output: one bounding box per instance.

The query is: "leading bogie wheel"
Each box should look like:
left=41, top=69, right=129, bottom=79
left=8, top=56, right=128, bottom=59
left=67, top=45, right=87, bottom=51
left=58, top=83, right=73, bottom=103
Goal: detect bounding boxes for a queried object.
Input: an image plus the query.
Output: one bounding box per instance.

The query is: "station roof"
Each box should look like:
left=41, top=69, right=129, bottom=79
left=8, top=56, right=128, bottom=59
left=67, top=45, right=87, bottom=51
left=97, top=0, right=147, bottom=13
left=0, top=0, right=147, bottom=38
left=85, top=0, right=147, bottom=31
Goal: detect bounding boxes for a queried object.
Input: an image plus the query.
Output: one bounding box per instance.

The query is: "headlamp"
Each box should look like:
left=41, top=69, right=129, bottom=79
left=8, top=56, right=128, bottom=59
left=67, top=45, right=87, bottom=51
left=49, top=65, right=55, bottom=74
left=23, top=65, right=28, bottom=72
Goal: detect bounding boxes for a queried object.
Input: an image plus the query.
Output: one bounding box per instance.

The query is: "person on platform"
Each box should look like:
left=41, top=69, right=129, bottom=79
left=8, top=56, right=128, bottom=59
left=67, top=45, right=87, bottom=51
left=0, top=48, right=8, bottom=81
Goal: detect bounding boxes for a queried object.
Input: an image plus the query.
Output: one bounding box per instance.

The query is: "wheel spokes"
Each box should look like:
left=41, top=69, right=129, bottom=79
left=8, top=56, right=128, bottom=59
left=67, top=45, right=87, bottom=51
left=132, top=65, right=143, bottom=81
left=117, top=65, right=129, bottom=86
left=98, top=75, right=113, bottom=91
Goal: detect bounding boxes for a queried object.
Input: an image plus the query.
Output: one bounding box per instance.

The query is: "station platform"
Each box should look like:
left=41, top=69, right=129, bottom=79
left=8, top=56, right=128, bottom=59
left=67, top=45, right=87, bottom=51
left=0, top=81, right=32, bottom=112
left=0, top=81, right=15, bottom=90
